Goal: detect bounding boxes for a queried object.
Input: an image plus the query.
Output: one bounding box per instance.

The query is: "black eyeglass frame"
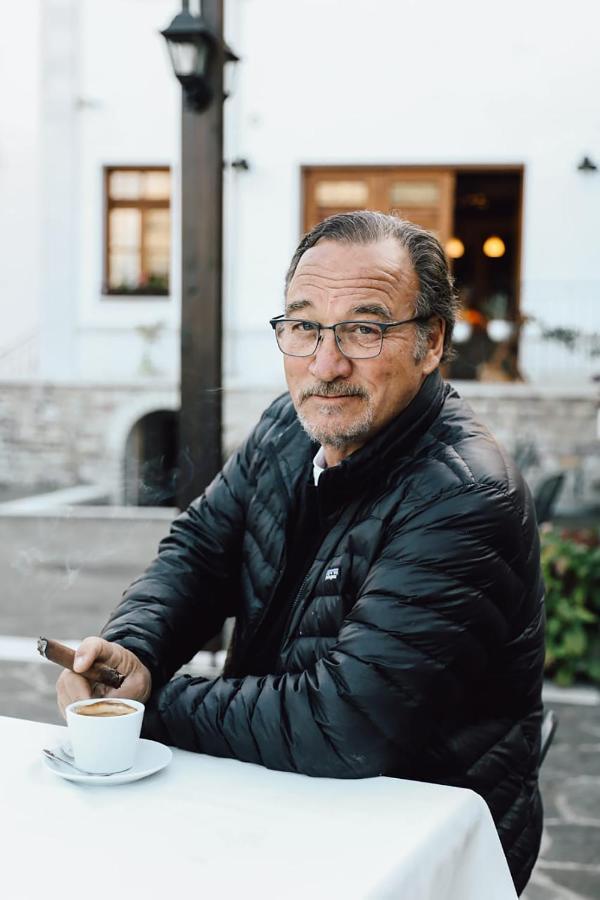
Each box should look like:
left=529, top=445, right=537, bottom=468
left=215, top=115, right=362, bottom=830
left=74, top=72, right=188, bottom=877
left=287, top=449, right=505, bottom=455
left=269, top=314, right=431, bottom=359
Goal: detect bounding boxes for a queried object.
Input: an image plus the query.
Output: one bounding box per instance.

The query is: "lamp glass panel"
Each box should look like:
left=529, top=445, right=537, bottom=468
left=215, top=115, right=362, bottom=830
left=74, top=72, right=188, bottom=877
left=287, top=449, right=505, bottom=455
left=224, top=58, right=238, bottom=98
left=167, top=41, right=207, bottom=77
left=193, top=43, right=208, bottom=76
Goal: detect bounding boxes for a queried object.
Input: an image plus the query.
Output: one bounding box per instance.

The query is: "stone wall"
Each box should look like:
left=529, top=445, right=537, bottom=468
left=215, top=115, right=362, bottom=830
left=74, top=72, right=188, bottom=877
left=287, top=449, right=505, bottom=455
left=0, top=382, right=178, bottom=501
left=0, top=380, right=598, bottom=512
left=457, top=382, right=600, bottom=513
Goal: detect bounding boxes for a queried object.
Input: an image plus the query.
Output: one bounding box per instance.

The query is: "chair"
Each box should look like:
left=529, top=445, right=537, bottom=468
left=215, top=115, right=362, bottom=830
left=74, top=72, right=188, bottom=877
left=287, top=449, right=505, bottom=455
left=534, top=472, right=565, bottom=524
left=513, top=441, right=539, bottom=473
left=539, top=708, right=558, bottom=766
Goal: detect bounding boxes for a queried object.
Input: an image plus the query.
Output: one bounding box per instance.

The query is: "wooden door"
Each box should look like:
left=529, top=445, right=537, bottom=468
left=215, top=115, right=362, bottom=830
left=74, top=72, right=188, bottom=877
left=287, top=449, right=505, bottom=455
left=303, top=167, right=455, bottom=245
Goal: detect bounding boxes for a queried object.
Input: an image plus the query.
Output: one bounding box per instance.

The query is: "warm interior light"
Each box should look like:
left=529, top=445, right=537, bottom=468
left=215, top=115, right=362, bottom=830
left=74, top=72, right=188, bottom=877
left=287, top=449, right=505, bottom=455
left=483, top=236, right=506, bottom=258
left=445, top=237, right=465, bottom=259
left=452, top=321, right=472, bottom=343
left=487, top=319, right=513, bottom=342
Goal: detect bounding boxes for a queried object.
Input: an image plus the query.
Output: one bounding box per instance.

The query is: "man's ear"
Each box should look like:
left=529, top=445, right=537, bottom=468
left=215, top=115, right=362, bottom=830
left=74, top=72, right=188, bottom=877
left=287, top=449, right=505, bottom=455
left=422, top=318, right=445, bottom=374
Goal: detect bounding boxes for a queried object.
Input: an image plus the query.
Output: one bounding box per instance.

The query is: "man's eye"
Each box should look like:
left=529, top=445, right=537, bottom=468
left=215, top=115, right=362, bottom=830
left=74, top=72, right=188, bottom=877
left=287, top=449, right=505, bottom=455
left=350, top=323, right=378, bottom=336
left=291, top=320, right=317, bottom=332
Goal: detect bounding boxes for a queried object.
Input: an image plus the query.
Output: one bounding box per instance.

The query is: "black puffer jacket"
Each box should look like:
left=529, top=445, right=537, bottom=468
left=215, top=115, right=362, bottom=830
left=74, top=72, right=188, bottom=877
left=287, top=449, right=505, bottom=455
left=103, top=370, right=545, bottom=894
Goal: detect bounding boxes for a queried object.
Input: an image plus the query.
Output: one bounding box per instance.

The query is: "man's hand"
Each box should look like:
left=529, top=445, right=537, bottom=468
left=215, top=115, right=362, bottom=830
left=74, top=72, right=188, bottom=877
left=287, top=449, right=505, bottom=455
left=56, top=636, right=152, bottom=718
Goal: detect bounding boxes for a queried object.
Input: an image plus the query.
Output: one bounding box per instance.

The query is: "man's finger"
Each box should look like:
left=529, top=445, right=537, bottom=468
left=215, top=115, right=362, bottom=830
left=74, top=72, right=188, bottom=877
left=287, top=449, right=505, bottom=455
left=98, top=670, right=147, bottom=702
left=73, top=636, right=124, bottom=674
left=72, top=636, right=103, bottom=672
left=60, top=639, right=152, bottom=706
left=56, top=670, right=93, bottom=718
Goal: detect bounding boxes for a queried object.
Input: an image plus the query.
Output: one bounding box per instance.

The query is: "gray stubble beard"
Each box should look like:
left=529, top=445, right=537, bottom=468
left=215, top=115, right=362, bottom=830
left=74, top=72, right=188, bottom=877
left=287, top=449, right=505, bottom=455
left=294, top=384, right=375, bottom=451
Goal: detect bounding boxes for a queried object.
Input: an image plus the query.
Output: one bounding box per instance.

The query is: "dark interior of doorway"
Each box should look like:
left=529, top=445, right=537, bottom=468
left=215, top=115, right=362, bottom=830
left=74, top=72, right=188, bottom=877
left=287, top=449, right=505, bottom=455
left=124, top=410, right=178, bottom=507
left=446, top=169, right=522, bottom=381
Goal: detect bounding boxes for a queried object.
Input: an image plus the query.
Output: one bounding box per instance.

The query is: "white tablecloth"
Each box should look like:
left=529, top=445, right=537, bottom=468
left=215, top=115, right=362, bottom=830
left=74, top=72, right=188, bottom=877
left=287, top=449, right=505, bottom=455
left=0, top=716, right=517, bottom=899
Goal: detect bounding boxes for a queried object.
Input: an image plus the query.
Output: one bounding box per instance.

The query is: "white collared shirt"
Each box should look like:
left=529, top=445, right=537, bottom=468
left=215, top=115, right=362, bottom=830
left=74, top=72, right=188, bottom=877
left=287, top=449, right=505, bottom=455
left=312, top=446, right=328, bottom=485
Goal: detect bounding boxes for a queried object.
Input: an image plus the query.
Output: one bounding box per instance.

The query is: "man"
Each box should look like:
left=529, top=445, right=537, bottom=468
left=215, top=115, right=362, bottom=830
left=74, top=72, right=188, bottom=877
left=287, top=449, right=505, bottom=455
left=57, top=211, right=544, bottom=895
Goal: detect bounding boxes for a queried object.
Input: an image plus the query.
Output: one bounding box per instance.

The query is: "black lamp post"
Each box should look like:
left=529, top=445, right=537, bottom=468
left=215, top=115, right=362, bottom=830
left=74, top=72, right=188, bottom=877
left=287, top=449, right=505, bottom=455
left=161, top=2, right=238, bottom=112
left=161, top=1, right=238, bottom=511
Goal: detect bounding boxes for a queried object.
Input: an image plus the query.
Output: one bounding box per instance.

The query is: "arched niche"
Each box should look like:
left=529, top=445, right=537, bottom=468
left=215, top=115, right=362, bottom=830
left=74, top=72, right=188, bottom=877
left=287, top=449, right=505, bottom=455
left=124, top=409, right=179, bottom=507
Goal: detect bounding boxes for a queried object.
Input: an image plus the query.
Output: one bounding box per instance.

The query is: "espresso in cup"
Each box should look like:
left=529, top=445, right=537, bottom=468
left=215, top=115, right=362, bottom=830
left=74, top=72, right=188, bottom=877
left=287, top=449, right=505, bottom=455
left=74, top=700, right=136, bottom=717
left=66, top=698, right=145, bottom=774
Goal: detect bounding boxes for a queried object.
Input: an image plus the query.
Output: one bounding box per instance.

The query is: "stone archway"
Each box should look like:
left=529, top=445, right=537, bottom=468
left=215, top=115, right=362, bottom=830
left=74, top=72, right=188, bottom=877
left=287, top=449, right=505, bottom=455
left=124, top=410, right=179, bottom=507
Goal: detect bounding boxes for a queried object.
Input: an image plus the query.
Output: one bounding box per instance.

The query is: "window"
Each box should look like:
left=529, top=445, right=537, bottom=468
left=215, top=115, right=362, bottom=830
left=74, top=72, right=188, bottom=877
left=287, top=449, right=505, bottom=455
left=104, top=167, right=171, bottom=296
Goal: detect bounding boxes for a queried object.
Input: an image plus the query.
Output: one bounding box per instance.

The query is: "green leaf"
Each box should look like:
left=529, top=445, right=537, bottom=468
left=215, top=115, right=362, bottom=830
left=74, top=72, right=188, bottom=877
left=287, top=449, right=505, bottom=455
left=587, top=659, right=600, bottom=681
left=540, top=524, right=600, bottom=685
left=554, top=667, right=575, bottom=687
left=562, top=628, right=587, bottom=657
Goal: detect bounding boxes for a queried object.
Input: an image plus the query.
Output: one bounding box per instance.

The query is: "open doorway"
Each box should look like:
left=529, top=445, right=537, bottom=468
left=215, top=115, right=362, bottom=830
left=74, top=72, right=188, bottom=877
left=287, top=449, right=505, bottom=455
left=302, top=165, right=523, bottom=381
left=448, top=170, right=522, bottom=380
left=124, top=410, right=178, bottom=506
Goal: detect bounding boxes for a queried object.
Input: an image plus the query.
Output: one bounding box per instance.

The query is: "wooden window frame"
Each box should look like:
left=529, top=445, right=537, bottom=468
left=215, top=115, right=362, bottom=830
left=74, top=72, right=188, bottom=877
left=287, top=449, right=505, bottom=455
left=103, top=165, right=171, bottom=299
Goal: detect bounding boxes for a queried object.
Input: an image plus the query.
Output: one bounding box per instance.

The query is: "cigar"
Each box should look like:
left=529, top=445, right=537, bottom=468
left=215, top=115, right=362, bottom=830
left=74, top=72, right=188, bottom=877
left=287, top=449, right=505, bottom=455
left=37, top=637, right=126, bottom=689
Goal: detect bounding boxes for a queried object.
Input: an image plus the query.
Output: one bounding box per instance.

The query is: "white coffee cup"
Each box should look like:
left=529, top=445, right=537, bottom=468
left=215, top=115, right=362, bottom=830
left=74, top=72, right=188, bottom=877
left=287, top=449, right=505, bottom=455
left=66, top=698, right=145, bottom=774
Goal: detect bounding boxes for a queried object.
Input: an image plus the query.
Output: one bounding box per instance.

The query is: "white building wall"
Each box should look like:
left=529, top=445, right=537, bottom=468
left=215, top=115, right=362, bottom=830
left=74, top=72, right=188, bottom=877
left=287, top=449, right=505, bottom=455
left=74, top=0, right=181, bottom=382
left=0, top=1, right=42, bottom=373
left=39, top=0, right=82, bottom=381
left=226, top=0, right=600, bottom=388
left=4, top=0, right=600, bottom=388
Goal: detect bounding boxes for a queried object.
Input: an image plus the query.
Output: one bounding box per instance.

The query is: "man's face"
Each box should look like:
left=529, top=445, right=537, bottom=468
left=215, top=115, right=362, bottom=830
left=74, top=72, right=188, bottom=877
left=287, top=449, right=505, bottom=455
left=283, top=238, right=444, bottom=465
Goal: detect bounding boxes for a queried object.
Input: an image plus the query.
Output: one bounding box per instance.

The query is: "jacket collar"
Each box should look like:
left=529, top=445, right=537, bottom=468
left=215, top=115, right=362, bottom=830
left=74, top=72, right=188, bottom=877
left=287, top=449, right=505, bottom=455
left=330, top=368, right=445, bottom=470
left=315, top=368, right=446, bottom=507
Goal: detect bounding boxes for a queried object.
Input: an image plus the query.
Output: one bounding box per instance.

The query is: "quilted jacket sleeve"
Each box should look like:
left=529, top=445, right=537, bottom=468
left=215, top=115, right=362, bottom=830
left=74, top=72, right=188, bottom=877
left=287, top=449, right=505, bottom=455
left=140, top=482, right=543, bottom=777
left=101, top=420, right=263, bottom=688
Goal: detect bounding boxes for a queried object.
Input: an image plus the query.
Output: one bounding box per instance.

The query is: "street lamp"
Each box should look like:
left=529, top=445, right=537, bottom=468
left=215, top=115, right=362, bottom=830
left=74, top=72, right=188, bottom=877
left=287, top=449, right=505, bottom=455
left=161, top=2, right=238, bottom=112
left=161, top=1, right=238, bottom=512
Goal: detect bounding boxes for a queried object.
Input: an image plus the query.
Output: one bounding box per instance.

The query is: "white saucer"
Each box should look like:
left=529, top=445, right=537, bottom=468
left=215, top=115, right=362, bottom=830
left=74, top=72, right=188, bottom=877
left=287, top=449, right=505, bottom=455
left=42, top=739, right=172, bottom=785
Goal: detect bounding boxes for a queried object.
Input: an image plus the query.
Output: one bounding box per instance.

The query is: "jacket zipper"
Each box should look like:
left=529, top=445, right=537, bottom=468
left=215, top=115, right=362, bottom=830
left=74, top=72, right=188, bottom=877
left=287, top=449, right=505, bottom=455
left=278, top=569, right=314, bottom=656
left=231, top=445, right=292, bottom=673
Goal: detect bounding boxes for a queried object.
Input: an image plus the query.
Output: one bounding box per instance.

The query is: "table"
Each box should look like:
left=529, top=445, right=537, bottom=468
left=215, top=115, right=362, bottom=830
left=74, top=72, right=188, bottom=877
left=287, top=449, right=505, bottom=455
left=0, top=716, right=517, bottom=900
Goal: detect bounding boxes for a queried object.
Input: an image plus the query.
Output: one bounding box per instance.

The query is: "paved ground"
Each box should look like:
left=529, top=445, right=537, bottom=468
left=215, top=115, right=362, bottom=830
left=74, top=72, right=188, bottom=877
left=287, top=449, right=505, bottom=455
left=522, top=698, right=600, bottom=900
left=1, top=510, right=599, bottom=899
left=0, top=509, right=173, bottom=638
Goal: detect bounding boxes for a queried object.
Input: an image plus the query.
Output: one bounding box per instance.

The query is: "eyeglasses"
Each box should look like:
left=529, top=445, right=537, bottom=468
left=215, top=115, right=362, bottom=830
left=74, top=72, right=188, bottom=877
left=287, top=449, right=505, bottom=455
left=269, top=314, right=430, bottom=359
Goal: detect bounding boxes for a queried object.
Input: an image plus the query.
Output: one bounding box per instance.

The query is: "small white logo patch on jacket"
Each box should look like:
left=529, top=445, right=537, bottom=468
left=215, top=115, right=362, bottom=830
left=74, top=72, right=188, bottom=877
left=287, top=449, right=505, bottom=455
left=325, top=567, right=340, bottom=581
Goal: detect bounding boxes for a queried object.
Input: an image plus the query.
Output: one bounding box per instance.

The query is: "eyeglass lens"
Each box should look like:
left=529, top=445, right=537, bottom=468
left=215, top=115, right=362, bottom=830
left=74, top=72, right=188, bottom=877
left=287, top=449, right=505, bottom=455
left=274, top=320, right=383, bottom=358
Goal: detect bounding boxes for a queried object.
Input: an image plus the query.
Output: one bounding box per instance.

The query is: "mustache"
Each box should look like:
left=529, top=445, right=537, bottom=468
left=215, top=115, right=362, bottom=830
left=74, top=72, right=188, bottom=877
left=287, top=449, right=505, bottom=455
left=299, top=383, right=369, bottom=403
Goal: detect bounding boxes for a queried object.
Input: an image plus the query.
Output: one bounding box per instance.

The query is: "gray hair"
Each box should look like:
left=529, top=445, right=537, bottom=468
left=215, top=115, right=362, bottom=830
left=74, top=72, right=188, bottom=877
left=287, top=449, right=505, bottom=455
left=284, top=210, right=458, bottom=363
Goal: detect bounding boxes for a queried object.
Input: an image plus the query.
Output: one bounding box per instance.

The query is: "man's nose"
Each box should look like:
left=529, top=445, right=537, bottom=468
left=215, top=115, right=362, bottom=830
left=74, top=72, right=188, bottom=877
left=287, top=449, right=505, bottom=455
left=308, top=329, right=353, bottom=381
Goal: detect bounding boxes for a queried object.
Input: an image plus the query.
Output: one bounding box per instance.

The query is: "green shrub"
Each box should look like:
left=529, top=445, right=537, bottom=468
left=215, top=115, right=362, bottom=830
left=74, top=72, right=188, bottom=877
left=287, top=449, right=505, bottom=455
left=541, top=525, right=600, bottom=685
